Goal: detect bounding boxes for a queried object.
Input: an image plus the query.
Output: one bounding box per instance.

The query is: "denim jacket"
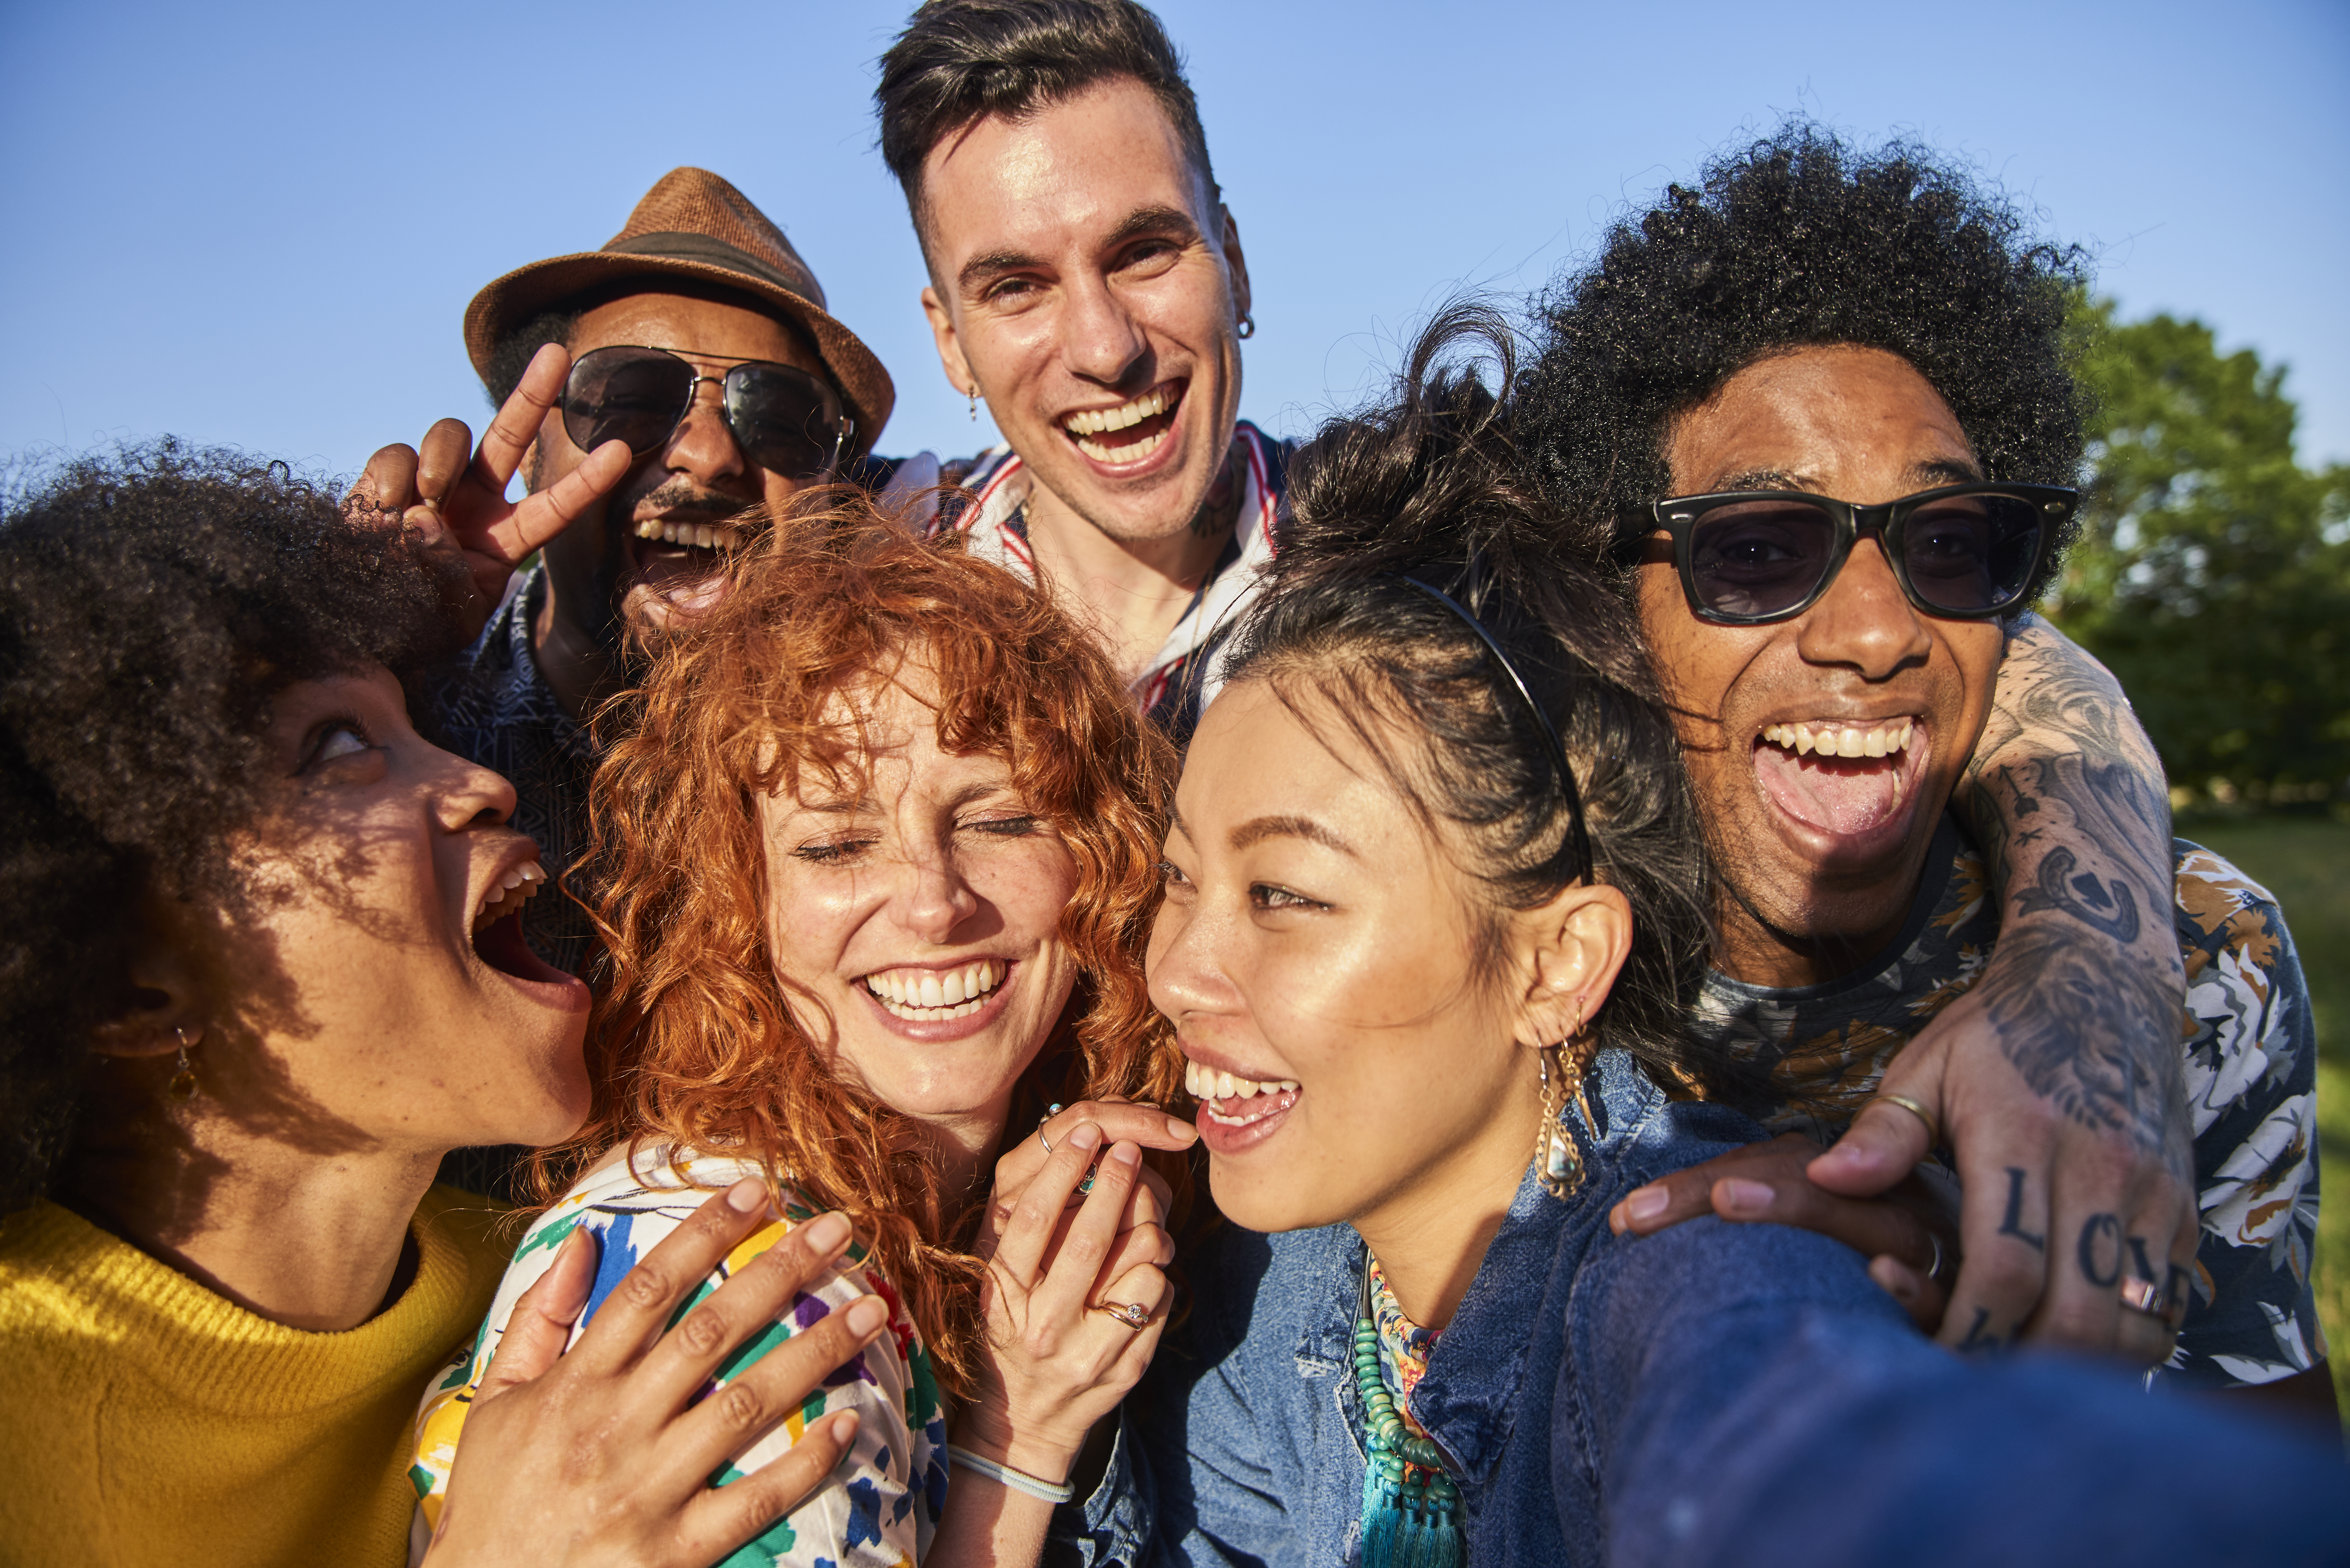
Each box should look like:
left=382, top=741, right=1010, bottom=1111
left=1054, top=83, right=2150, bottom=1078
left=1055, top=1050, right=2348, bottom=1567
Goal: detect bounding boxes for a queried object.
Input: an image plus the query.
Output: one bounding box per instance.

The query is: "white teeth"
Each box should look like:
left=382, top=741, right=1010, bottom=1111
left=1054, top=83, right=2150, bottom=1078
left=1073, top=426, right=1168, bottom=465
left=473, top=862, right=548, bottom=933
left=1760, top=718, right=1919, bottom=761
left=633, top=520, right=747, bottom=550
left=1182, top=1059, right=1302, bottom=1102
left=862, top=959, right=1004, bottom=1021
left=1062, top=386, right=1170, bottom=437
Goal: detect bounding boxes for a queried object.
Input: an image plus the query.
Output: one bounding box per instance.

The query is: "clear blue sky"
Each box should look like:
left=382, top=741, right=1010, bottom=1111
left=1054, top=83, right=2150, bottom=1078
left=4, top=0, right=2345, bottom=481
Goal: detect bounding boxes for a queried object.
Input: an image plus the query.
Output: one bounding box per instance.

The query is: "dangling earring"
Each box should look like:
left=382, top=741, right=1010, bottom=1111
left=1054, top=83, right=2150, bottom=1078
left=167, top=1024, right=199, bottom=1103
left=1536, top=1003, right=1586, bottom=1199
left=968, top=384, right=981, bottom=421
left=1235, top=312, right=1256, bottom=340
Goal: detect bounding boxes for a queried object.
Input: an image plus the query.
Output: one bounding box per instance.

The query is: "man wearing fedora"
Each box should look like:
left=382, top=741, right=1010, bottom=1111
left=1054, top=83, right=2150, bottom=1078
left=359, top=166, right=895, bottom=976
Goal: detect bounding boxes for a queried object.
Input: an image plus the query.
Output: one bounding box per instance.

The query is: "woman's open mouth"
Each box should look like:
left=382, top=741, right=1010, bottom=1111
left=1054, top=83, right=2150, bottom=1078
left=467, top=859, right=578, bottom=991
left=862, top=958, right=1006, bottom=1021
left=1184, top=1056, right=1302, bottom=1154
left=1058, top=381, right=1183, bottom=469
left=853, top=957, right=1018, bottom=1042
left=1751, top=715, right=1931, bottom=843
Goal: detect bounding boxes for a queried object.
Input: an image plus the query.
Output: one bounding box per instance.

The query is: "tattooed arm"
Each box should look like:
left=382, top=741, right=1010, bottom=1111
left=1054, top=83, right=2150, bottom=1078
left=1808, top=614, right=2197, bottom=1361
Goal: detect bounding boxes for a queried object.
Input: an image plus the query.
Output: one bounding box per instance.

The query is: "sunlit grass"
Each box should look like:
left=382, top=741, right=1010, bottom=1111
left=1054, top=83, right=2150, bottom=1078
left=2179, top=817, right=2350, bottom=1426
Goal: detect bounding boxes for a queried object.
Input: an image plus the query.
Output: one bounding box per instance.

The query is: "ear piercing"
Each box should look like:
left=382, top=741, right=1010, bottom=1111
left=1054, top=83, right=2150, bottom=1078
left=167, top=1024, right=200, bottom=1103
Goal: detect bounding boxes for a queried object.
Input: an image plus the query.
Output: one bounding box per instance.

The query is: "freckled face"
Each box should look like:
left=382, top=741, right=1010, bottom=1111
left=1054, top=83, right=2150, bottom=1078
left=1637, top=347, right=2006, bottom=974
left=756, top=673, right=1082, bottom=1133
left=1145, top=679, right=1538, bottom=1236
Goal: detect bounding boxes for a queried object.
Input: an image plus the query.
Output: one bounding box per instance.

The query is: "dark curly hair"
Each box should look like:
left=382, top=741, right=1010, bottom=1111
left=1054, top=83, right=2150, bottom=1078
left=0, top=442, right=462, bottom=1214
left=1518, top=122, right=2089, bottom=601
left=876, top=0, right=1217, bottom=250
left=1229, top=303, right=1718, bottom=1081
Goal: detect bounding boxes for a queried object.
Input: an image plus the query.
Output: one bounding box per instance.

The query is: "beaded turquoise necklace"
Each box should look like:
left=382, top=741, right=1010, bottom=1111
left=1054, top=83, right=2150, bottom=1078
left=1352, top=1254, right=1464, bottom=1568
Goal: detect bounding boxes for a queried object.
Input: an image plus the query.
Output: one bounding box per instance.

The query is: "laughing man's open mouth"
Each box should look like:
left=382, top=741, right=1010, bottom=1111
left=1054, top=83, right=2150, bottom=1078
left=1751, top=716, right=1928, bottom=838
left=1060, top=381, right=1183, bottom=465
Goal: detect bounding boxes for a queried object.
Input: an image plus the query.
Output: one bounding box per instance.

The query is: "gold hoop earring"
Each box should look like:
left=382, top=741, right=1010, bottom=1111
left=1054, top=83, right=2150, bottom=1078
left=167, top=1024, right=199, bottom=1103
left=1535, top=1002, right=1587, bottom=1199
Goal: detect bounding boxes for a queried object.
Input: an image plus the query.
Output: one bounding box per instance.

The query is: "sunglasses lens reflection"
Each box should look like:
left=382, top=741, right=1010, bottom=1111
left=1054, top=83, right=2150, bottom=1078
left=1687, top=500, right=1838, bottom=619
left=723, top=364, right=843, bottom=481
left=1900, top=493, right=2044, bottom=613
left=563, top=348, right=696, bottom=457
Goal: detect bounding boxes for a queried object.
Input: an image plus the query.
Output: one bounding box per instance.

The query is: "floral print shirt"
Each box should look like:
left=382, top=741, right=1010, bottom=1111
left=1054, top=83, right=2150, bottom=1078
left=1690, top=812, right=2324, bottom=1390
left=408, top=1147, right=949, bottom=1566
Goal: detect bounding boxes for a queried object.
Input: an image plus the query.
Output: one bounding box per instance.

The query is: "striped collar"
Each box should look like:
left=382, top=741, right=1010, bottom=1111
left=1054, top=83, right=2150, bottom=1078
left=936, top=420, right=1286, bottom=721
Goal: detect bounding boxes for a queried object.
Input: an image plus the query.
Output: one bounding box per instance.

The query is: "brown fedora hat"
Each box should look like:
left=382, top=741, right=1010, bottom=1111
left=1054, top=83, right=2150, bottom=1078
left=464, top=167, right=894, bottom=456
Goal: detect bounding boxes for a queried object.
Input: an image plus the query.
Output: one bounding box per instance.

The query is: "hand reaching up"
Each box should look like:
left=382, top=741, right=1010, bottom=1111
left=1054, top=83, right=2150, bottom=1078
left=347, top=343, right=632, bottom=645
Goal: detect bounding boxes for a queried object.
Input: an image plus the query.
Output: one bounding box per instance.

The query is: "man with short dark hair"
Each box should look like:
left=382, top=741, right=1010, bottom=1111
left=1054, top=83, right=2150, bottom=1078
left=358, top=168, right=896, bottom=973
left=876, top=0, right=1279, bottom=731
left=1522, top=128, right=2330, bottom=1419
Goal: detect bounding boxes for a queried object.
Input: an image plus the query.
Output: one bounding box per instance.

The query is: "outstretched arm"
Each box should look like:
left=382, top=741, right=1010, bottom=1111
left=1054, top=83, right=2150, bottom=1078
left=1812, top=613, right=2196, bottom=1360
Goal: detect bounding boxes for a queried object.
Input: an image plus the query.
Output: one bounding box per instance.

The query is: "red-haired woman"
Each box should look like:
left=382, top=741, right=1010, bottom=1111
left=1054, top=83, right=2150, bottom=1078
left=411, top=497, right=1194, bottom=1567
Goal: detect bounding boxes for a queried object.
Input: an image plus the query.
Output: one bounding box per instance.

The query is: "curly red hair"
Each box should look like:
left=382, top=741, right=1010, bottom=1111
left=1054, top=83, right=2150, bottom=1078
left=538, top=493, right=1181, bottom=1396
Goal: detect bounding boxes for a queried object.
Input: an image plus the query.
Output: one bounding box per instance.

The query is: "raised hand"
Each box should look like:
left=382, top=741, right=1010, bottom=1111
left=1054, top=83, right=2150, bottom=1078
left=346, top=343, right=632, bottom=644
left=420, top=1179, right=889, bottom=1568
left=1608, top=1131, right=1960, bottom=1332
left=961, top=1114, right=1177, bottom=1486
left=977, top=1097, right=1195, bottom=1259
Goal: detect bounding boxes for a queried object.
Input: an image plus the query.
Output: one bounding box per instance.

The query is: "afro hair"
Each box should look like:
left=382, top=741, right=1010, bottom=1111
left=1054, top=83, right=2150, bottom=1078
left=1518, top=121, right=2090, bottom=603
left=0, top=441, right=461, bottom=1213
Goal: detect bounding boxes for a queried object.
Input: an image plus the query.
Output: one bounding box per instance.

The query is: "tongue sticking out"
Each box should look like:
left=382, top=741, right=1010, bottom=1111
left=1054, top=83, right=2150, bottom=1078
left=1754, top=744, right=1910, bottom=837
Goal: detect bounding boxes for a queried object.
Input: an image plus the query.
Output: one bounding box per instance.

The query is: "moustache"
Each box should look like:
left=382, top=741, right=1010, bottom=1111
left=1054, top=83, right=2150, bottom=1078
left=628, top=480, right=762, bottom=525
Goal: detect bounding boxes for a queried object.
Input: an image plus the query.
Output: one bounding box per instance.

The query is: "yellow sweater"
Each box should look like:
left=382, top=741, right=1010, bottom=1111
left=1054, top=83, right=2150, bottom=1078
left=0, top=1185, right=512, bottom=1568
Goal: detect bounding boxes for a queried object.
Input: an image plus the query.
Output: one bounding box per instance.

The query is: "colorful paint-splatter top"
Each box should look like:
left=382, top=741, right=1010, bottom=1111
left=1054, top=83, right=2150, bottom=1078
left=408, top=1146, right=948, bottom=1566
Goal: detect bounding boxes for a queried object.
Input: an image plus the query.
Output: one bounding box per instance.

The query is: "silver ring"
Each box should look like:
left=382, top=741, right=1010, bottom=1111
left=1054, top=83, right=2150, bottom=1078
left=1035, top=1103, right=1065, bottom=1154
left=1926, top=1232, right=1944, bottom=1285
left=2119, top=1275, right=2164, bottom=1316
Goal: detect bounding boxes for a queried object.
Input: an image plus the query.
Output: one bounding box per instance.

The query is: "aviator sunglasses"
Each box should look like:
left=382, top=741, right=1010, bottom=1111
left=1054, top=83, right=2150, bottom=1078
left=561, top=344, right=853, bottom=481
left=1623, top=482, right=2075, bottom=625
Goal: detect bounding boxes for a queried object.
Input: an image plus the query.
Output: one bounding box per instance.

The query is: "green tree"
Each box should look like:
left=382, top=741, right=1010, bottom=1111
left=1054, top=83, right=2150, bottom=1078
left=2048, top=301, right=2350, bottom=809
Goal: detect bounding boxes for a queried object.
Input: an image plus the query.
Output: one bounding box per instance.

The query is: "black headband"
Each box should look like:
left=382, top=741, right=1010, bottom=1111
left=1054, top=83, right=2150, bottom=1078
left=1392, top=574, right=1596, bottom=884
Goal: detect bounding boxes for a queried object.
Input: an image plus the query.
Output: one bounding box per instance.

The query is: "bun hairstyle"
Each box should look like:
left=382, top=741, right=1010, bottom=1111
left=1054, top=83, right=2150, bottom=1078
left=1223, top=302, right=1713, bottom=1071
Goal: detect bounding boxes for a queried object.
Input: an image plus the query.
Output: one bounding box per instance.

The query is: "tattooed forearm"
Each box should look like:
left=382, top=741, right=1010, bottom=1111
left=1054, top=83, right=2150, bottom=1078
left=1961, top=617, right=2176, bottom=953
left=1963, top=618, right=2163, bottom=855
left=1965, top=614, right=2163, bottom=789
left=1972, top=923, right=2184, bottom=1155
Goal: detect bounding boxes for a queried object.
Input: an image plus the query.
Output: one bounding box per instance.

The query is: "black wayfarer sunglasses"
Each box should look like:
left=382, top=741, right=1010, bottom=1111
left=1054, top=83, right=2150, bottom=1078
left=1622, top=482, right=2075, bottom=625
left=561, top=344, right=853, bottom=482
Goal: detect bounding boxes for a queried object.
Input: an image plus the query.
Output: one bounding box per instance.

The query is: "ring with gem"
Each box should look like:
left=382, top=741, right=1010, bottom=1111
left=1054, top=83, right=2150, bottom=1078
left=1094, top=1299, right=1153, bottom=1330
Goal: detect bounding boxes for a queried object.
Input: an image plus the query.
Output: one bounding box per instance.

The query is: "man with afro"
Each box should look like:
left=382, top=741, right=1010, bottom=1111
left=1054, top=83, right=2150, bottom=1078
left=1520, top=125, right=2329, bottom=1420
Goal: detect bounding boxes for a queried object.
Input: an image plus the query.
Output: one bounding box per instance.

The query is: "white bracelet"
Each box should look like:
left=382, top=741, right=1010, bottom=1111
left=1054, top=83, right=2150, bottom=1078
left=946, top=1444, right=1075, bottom=1505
